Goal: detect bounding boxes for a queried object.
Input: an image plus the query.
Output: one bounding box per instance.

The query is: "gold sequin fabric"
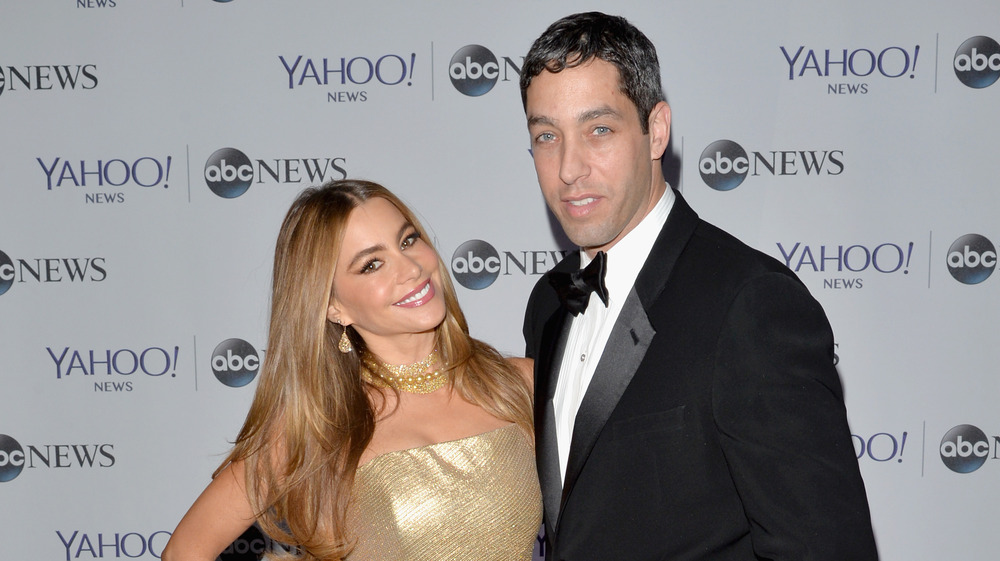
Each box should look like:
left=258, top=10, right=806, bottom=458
left=346, top=424, right=542, bottom=561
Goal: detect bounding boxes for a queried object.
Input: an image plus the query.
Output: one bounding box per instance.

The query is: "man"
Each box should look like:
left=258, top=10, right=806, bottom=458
left=520, top=12, right=878, bottom=561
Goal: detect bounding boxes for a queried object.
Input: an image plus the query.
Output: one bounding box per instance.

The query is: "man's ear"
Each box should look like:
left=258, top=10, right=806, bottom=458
left=648, top=101, right=671, bottom=160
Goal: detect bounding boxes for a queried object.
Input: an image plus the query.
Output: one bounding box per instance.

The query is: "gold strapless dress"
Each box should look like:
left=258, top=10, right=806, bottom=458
left=346, top=424, right=541, bottom=561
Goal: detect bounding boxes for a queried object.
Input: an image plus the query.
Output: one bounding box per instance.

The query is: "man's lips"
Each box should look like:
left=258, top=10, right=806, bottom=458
left=395, top=280, right=433, bottom=307
left=563, top=196, right=600, bottom=217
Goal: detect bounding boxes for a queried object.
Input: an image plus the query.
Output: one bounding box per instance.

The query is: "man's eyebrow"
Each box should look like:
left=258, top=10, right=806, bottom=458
left=527, top=115, right=555, bottom=128
left=577, top=106, right=621, bottom=123
left=526, top=107, right=621, bottom=129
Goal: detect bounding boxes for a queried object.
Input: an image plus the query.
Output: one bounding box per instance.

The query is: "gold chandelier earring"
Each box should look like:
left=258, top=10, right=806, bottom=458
left=338, top=324, right=353, bottom=354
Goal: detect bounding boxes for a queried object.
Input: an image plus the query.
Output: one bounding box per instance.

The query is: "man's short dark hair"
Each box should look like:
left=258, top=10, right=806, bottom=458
left=519, top=11, right=666, bottom=134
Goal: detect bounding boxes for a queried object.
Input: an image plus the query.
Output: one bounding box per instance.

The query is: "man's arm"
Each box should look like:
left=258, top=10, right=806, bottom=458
left=712, top=272, right=878, bottom=561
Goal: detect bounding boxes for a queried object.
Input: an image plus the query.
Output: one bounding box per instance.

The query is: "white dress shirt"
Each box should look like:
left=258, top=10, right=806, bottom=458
left=552, top=187, right=675, bottom=481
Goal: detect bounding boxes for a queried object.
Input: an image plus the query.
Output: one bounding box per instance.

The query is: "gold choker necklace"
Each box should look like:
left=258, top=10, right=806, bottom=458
left=361, top=349, right=446, bottom=394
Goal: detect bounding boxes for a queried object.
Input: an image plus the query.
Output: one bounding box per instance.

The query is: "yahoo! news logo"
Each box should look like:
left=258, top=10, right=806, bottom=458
left=37, top=155, right=174, bottom=204
left=450, top=240, right=569, bottom=290
left=203, top=147, right=347, bottom=198
left=279, top=52, right=416, bottom=102
left=776, top=241, right=915, bottom=290
left=0, top=64, right=98, bottom=97
left=212, top=339, right=261, bottom=388
left=853, top=430, right=909, bottom=464
left=953, top=36, right=1000, bottom=89
left=780, top=44, right=921, bottom=94
left=77, top=0, right=117, bottom=7
left=0, top=433, right=115, bottom=482
left=940, top=424, right=997, bottom=473
left=946, top=234, right=996, bottom=285
left=449, top=45, right=522, bottom=97
left=57, top=530, right=170, bottom=561
left=47, top=345, right=181, bottom=393
left=0, top=249, right=107, bottom=296
left=699, top=139, right=844, bottom=191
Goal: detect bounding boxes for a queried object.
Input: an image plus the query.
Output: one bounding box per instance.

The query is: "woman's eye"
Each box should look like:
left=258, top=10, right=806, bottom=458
left=401, top=232, right=421, bottom=249
left=361, top=259, right=382, bottom=273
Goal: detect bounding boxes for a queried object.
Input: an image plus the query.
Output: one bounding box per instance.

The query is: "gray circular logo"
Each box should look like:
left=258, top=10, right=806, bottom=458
left=0, top=434, right=25, bottom=482
left=699, top=140, right=750, bottom=191
left=0, top=250, right=14, bottom=296
left=449, top=45, right=499, bottom=96
left=211, top=338, right=260, bottom=387
left=946, top=234, right=996, bottom=285
left=954, top=36, right=1000, bottom=89
left=451, top=240, right=501, bottom=289
left=204, top=148, right=253, bottom=199
left=940, top=424, right=990, bottom=473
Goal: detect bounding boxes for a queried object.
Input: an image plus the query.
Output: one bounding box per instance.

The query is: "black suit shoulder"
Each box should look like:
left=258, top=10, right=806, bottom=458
left=688, top=218, right=799, bottom=285
left=523, top=251, right=577, bottom=359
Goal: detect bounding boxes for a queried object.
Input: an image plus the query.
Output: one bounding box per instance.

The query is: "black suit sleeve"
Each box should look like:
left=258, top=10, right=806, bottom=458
left=711, top=272, right=878, bottom=561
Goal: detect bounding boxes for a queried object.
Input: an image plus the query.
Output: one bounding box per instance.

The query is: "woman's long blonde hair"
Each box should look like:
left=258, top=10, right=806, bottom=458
left=216, top=179, right=533, bottom=561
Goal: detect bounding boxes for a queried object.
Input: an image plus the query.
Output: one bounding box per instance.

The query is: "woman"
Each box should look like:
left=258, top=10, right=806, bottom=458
left=162, top=179, right=540, bottom=561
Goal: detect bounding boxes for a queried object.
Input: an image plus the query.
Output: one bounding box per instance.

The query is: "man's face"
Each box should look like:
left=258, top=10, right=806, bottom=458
left=525, top=58, right=669, bottom=255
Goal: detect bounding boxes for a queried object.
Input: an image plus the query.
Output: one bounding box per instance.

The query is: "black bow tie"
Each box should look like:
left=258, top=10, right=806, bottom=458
left=549, top=251, right=609, bottom=316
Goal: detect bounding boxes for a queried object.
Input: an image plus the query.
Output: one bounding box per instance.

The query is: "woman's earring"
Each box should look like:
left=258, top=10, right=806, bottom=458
left=338, top=326, right=353, bottom=353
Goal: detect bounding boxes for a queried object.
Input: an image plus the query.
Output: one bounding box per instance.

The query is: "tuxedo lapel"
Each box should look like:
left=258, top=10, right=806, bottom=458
left=562, top=288, right=654, bottom=498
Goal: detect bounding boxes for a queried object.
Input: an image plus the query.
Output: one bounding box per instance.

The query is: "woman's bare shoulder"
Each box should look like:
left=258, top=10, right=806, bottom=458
left=504, top=356, right=534, bottom=387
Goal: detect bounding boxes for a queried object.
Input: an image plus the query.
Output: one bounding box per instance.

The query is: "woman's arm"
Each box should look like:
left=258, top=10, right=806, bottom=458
left=161, top=460, right=257, bottom=561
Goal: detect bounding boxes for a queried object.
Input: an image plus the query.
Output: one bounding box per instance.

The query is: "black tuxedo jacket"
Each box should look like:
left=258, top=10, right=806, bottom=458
left=523, top=191, right=878, bottom=561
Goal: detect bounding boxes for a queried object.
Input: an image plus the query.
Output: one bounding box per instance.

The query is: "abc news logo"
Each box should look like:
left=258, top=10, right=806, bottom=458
left=0, top=249, right=107, bottom=296
left=0, top=64, right=98, bottom=97
left=219, top=524, right=295, bottom=561
left=205, top=148, right=253, bottom=198
left=0, top=434, right=24, bottom=482
left=203, top=147, right=347, bottom=199
left=0, top=250, right=13, bottom=295
left=451, top=239, right=501, bottom=289
left=449, top=45, right=521, bottom=97
left=211, top=338, right=261, bottom=388
left=0, top=434, right=115, bottom=482
left=953, top=36, right=1000, bottom=89
left=698, top=139, right=844, bottom=191
left=940, top=424, right=999, bottom=473
left=946, top=234, right=996, bottom=285
left=450, top=240, right=569, bottom=290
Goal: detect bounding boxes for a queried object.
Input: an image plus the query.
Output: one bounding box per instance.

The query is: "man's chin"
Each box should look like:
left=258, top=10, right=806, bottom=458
left=557, top=222, right=608, bottom=249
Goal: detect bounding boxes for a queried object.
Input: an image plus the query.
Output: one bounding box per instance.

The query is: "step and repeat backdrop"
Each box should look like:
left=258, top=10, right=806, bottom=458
left=1, top=1, right=998, bottom=560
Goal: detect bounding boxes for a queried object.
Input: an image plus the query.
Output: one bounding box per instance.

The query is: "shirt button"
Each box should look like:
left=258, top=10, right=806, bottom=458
left=580, top=353, right=586, bottom=362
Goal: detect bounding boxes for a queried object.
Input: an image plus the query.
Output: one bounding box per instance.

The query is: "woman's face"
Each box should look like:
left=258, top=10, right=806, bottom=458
left=328, top=197, right=446, bottom=354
